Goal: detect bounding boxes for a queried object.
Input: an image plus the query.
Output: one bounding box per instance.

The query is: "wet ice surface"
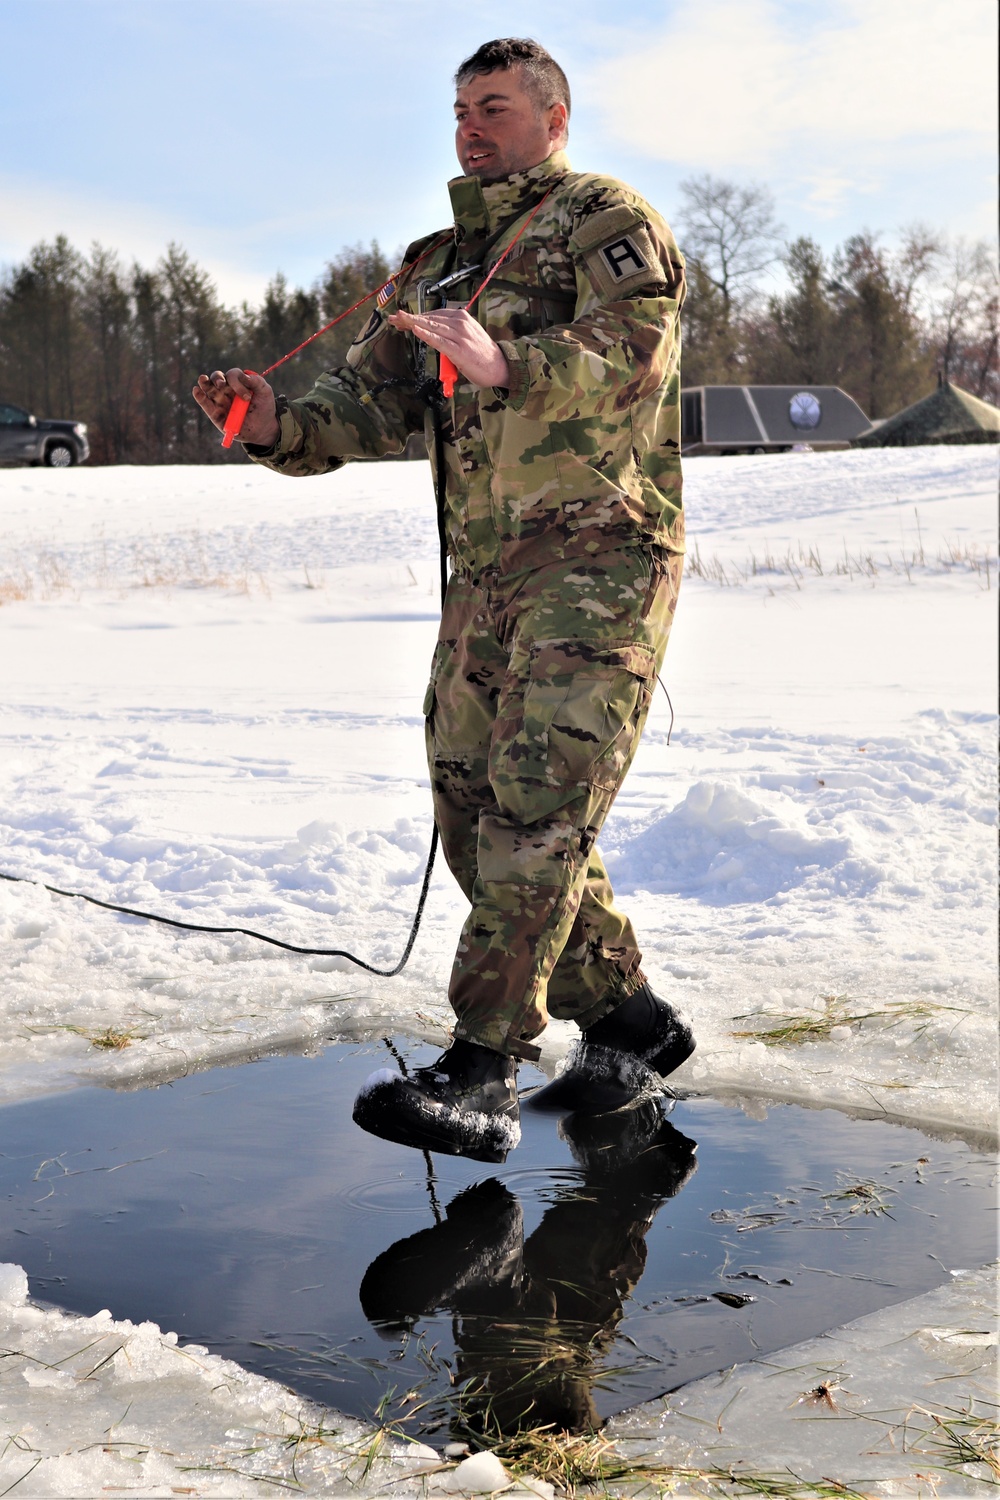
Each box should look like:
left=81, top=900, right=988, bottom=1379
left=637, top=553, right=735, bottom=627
left=610, top=1262, right=999, bottom=1497
left=1, top=1036, right=994, bottom=1438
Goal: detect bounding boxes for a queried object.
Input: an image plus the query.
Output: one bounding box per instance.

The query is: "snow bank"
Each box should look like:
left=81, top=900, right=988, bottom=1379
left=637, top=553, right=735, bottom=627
left=0, top=1262, right=553, bottom=1497
left=0, top=1259, right=378, bottom=1496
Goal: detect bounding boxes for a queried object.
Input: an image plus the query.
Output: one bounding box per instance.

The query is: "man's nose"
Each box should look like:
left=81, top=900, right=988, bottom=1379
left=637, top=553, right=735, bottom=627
left=457, top=114, right=483, bottom=139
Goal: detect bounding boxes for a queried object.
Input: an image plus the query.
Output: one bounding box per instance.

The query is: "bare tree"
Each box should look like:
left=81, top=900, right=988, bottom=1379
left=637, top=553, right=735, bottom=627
left=676, top=174, right=785, bottom=319
left=894, top=223, right=942, bottom=314
left=928, top=237, right=999, bottom=398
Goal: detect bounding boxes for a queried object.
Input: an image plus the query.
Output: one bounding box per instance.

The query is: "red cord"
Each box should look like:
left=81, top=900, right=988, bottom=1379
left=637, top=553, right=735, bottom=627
left=219, top=237, right=448, bottom=445
left=225, top=187, right=554, bottom=431
left=260, top=236, right=450, bottom=377
left=439, top=187, right=554, bottom=397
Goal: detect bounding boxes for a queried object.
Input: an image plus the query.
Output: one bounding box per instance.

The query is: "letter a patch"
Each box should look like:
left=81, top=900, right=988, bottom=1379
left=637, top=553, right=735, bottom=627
left=599, top=235, right=647, bottom=282
left=571, top=205, right=665, bottom=297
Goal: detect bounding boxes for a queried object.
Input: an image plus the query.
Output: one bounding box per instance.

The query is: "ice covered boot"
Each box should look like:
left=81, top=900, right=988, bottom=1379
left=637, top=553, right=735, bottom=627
left=528, top=984, right=695, bottom=1117
left=352, top=1038, right=520, bottom=1163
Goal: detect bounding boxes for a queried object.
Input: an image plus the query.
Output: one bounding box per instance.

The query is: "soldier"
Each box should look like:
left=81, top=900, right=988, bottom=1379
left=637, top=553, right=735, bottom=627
left=192, top=37, right=695, bottom=1163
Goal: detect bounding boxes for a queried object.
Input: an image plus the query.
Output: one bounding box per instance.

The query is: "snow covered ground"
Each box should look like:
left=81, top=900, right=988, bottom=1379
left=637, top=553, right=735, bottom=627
left=0, top=445, right=997, bottom=1494
left=1, top=447, right=996, bottom=1133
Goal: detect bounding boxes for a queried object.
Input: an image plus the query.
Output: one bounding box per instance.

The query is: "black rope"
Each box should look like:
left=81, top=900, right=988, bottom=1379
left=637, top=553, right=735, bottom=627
left=1, top=377, right=453, bottom=973
left=656, top=673, right=676, bottom=745
left=0, top=842, right=437, bottom=973
left=431, top=395, right=450, bottom=604
left=382, top=1040, right=443, bottom=1222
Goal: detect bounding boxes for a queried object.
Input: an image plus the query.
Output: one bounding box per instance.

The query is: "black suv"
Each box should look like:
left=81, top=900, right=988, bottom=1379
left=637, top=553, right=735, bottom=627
left=0, top=401, right=90, bottom=467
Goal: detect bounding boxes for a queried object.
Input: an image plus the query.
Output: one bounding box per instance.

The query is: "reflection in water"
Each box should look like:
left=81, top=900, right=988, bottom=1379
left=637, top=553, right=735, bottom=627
left=360, top=1102, right=698, bottom=1436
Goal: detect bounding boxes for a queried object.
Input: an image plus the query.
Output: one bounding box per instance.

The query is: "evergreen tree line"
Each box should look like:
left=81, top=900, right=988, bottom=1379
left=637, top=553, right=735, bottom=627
left=0, top=237, right=391, bottom=464
left=0, top=173, right=996, bottom=463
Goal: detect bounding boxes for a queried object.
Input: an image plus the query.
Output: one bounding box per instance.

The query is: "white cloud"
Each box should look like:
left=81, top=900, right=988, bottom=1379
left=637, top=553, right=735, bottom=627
left=0, top=176, right=271, bottom=306
left=593, top=0, right=998, bottom=188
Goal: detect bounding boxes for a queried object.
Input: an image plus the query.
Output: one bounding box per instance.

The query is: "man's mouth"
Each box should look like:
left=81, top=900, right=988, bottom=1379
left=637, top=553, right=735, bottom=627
left=467, top=148, right=495, bottom=166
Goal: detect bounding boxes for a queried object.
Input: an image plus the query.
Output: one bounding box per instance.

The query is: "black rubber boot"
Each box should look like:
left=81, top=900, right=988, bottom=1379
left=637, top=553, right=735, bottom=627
left=352, top=1038, right=520, bottom=1163
left=527, top=984, right=695, bottom=1117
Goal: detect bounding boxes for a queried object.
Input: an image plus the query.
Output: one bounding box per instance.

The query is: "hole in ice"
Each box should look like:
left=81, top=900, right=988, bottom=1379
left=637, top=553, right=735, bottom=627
left=0, top=1035, right=993, bottom=1440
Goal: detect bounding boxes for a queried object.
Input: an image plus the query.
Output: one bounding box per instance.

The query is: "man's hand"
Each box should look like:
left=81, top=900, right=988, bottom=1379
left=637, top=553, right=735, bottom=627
left=388, top=308, right=510, bottom=390
left=192, top=369, right=280, bottom=449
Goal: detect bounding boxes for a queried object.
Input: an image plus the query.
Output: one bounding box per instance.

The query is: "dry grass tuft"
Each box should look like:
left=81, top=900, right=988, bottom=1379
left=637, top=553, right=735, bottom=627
left=0, top=574, right=33, bottom=605
left=899, top=1400, right=1000, bottom=1484
left=86, top=1026, right=143, bottom=1050
left=730, top=995, right=970, bottom=1048
left=685, top=522, right=995, bottom=592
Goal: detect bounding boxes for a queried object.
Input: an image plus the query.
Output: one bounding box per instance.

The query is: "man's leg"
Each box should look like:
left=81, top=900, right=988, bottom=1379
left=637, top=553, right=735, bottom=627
left=352, top=571, right=522, bottom=1162
left=423, top=566, right=649, bottom=1030
left=449, top=549, right=683, bottom=1059
left=423, top=571, right=505, bottom=903
left=543, top=848, right=645, bottom=1028
left=353, top=550, right=688, bottom=1156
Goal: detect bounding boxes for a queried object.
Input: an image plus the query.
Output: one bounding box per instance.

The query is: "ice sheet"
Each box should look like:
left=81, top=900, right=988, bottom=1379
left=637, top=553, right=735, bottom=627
left=610, top=1261, right=999, bottom=1496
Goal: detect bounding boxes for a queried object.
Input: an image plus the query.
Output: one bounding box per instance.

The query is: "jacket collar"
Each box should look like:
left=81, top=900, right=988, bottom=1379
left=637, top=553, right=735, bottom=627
left=448, top=151, right=570, bottom=251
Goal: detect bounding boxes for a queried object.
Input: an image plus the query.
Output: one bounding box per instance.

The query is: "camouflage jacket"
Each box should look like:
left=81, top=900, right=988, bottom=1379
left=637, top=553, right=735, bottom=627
left=247, top=151, right=686, bottom=576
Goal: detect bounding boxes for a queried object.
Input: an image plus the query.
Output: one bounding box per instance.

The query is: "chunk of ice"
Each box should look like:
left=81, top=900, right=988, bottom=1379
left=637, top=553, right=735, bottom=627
left=446, top=1450, right=509, bottom=1492
left=0, top=1264, right=28, bottom=1306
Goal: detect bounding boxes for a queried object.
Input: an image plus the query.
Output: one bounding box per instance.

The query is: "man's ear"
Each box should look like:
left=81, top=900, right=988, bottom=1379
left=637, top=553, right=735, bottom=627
left=548, top=101, right=568, bottom=144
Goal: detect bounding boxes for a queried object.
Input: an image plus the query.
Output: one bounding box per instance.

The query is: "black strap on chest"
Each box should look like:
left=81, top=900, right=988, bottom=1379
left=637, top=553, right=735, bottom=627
left=409, top=190, right=578, bottom=313
left=478, top=275, right=577, bottom=305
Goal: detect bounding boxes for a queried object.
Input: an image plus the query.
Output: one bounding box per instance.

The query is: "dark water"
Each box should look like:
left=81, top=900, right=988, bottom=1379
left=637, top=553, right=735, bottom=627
left=0, top=1036, right=994, bottom=1437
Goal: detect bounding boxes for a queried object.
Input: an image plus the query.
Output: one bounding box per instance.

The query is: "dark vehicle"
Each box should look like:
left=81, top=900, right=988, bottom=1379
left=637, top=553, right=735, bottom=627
left=681, top=385, right=871, bottom=455
left=0, top=401, right=89, bottom=467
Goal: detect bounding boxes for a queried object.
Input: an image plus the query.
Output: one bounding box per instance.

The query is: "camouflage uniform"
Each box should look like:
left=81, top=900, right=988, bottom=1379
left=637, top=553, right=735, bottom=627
left=247, top=150, right=685, bottom=1061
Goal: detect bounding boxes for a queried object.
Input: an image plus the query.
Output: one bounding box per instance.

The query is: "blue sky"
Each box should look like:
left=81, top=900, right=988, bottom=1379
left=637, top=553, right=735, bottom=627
left=2, top=0, right=996, bottom=305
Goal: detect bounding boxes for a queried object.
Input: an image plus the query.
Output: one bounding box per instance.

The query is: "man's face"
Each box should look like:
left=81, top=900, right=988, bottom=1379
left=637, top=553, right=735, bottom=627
left=454, top=66, right=566, bottom=181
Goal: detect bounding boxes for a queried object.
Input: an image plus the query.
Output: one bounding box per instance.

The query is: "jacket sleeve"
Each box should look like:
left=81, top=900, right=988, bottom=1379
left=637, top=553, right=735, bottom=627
left=492, top=199, right=686, bottom=425
left=245, top=310, right=427, bottom=478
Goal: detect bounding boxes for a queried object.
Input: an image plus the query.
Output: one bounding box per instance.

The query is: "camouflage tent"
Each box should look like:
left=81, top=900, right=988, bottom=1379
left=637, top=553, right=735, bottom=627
left=854, top=381, right=1000, bottom=447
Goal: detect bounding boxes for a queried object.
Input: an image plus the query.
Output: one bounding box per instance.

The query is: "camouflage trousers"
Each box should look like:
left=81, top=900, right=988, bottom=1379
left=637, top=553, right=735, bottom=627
left=424, top=547, right=683, bottom=1060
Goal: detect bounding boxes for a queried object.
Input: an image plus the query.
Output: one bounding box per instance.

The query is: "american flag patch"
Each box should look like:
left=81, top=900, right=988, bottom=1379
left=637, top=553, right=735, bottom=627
left=375, top=279, right=397, bottom=309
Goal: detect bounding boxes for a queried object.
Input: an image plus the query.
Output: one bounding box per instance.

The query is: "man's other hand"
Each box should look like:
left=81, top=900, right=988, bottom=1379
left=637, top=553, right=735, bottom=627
left=388, top=308, right=511, bottom=390
left=192, top=369, right=280, bottom=449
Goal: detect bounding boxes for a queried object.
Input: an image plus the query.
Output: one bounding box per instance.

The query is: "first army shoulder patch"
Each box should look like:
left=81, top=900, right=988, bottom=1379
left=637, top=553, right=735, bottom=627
left=570, top=204, right=664, bottom=300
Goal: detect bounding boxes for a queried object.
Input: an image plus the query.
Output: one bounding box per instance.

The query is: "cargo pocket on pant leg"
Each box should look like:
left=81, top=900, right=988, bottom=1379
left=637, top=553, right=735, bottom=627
left=491, top=640, right=656, bottom=823
left=538, top=641, right=656, bottom=794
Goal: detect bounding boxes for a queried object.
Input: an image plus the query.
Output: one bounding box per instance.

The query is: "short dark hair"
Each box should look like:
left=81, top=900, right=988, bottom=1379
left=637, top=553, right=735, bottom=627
left=455, top=38, right=571, bottom=119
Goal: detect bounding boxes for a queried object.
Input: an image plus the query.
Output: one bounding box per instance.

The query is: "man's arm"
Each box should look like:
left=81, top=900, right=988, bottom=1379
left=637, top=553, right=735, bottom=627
left=191, top=309, right=428, bottom=478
